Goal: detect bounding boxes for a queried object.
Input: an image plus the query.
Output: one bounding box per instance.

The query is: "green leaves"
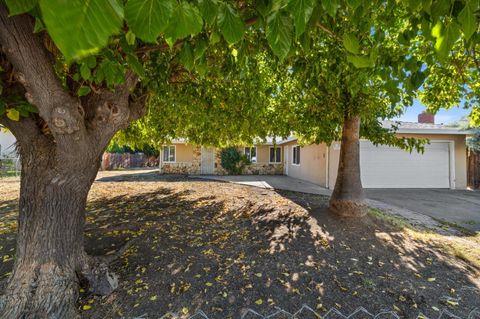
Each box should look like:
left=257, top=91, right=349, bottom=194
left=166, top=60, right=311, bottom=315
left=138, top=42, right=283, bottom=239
left=126, top=53, right=145, bottom=78
left=342, top=34, right=360, bottom=54
left=40, top=0, right=124, bottom=61
left=288, top=0, right=314, bottom=37
left=5, top=0, right=38, bottom=15
left=179, top=43, right=194, bottom=70
left=432, top=21, right=460, bottom=61
left=218, top=4, right=245, bottom=44
left=165, top=2, right=203, bottom=44
left=125, top=0, right=175, bottom=43
left=458, top=1, right=477, bottom=40
left=267, top=12, right=293, bottom=61
left=322, top=0, right=339, bottom=18
left=346, top=54, right=374, bottom=68
left=198, top=0, right=218, bottom=25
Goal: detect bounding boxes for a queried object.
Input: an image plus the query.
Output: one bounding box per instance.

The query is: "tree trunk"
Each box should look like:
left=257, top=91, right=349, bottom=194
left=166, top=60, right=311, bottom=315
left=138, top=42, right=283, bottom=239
left=0, top=140, right=101, bottom=318
left=329, top=114, right=368, bottom=217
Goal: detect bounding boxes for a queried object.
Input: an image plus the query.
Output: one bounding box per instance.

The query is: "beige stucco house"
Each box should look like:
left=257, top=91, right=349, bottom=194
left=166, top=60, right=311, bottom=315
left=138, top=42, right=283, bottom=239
left=160, top=115, right=470, bottom=189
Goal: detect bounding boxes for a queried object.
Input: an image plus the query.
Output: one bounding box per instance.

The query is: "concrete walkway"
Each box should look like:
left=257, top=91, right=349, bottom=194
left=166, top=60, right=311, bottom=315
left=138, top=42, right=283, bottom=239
left=194, top=175, right=332, bottom=196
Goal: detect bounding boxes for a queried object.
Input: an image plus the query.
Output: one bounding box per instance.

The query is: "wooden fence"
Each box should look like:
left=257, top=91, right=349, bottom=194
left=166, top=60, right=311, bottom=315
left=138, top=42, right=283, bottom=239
left=467, top=149, right=480, bottom=189
left=101, top=153, right=159, bottom=170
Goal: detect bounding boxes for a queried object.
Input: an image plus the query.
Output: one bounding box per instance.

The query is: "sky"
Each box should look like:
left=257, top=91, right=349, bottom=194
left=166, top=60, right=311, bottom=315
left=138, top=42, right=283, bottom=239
left=393, top=99, right=471, bottom=125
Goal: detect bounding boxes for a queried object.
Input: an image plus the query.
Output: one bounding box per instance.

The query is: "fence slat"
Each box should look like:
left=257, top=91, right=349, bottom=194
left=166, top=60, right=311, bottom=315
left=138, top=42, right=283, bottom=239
left=101, top=153, right=159, bottom=170
left=467, top=150, right=480, bottom=189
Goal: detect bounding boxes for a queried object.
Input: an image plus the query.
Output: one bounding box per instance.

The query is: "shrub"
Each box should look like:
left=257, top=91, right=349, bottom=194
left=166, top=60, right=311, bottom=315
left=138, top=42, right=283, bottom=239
left=220, top=147, right=250, bottom=175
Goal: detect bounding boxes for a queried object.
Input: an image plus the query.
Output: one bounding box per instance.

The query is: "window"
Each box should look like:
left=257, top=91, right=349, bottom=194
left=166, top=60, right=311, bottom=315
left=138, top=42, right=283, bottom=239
left=244, top=147, right=257, bottom=163
left=269, top=147, right=281, bottom=163
left=163, top=145, right=176, bottom=162
left=292, top=145, right=300, bottom=165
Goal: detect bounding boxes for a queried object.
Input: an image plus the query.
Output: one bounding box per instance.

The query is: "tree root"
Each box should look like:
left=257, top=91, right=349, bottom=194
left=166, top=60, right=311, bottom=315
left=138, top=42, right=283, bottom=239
left=79, top=238, right=137, bottom=296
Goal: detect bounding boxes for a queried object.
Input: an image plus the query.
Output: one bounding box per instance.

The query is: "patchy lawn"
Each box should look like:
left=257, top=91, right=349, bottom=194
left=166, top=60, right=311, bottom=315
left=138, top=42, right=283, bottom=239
left=0, top=171, right=479, bottom=318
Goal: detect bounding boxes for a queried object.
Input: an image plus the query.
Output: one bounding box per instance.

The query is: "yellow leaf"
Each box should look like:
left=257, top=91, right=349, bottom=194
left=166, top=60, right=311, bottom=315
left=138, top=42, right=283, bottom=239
left=447, top=300, right=459, bottom=306
left=427, top=277, right=436, bottom=282
left=82, top=305, right=92, bottom=311
left=254, top=273, right=262, bottom=277
left=205, top=282, right=213, bottom=287
left=150, top=295, right=157, bottom=301
left=255, top=299, right=263, bottom=305
left=181, top=307, right=189, bottom=314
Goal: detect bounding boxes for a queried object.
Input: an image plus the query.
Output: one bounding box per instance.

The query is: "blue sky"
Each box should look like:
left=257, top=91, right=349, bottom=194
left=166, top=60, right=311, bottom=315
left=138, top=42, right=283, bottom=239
left=393, top=99, right=471, bottom=124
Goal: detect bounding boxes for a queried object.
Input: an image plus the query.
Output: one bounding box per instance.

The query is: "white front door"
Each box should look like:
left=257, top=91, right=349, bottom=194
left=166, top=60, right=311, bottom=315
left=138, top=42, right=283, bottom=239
left=360, top=141, right=451, bottom=188
left=201, top=147, right=215, bottom=174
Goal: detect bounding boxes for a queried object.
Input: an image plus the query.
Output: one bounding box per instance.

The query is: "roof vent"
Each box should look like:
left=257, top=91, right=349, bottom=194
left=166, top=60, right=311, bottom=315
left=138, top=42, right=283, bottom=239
left=418, top=111, right=434, bottom=124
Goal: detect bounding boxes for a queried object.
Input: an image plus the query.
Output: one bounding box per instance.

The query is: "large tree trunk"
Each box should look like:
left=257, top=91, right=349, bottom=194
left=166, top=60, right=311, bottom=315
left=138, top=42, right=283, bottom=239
left=329, top=114, right=368, bottom=217
left=0, top=139, right=101, bottom=318
left=0, top=4, right=145, bottom=317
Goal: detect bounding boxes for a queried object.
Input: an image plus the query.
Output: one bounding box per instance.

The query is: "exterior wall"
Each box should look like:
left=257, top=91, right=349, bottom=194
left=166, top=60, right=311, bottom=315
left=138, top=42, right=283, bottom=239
left=283, top=141, right=328, bottom=187
left=160, top=144, right=201, bottom=175
left=160, top=144, right=283, bottom=175
left=327, top=134, right=468, bottom=189
left=241, top=145, right=283, bottom=175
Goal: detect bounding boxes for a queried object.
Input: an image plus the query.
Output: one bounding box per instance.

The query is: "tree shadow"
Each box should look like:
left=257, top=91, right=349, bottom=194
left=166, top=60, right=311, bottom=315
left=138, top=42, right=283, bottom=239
left=78, top=181, right=480, bottom=319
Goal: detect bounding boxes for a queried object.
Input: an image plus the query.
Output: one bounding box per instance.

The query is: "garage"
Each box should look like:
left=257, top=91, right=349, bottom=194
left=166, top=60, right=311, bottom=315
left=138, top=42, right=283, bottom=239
left=360, top=140, right=452, bottom=188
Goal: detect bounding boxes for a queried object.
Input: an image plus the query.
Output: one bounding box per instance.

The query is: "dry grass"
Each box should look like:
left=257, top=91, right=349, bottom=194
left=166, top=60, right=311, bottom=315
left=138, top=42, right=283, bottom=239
left=368, top=208, right=480, bottom=269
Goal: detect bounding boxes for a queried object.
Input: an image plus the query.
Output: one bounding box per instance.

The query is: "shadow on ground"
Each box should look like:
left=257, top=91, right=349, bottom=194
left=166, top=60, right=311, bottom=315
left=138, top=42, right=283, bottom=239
left=0, top=176, right=479, bottom=318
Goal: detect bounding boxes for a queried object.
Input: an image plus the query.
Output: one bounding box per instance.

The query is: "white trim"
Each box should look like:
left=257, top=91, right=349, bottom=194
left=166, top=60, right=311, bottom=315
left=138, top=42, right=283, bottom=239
left=395, top=128, right=468, bottom=135
left=162, top=145, right=176, bottom=163
left=284, top=145, right=289, bottom=175
left=292, top=145, right=301, bottom=166
left=449, top=140, right=456, bottom=189
left=268, top=146, right=282, bottom=164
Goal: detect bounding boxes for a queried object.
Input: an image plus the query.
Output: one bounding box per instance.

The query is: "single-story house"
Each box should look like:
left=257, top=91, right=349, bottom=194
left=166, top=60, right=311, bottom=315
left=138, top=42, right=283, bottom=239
left=160, top=113, right=470, bottom=189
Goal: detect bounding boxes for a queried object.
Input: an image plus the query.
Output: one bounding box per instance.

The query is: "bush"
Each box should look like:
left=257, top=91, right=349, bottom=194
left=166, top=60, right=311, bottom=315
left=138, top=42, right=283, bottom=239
left=220, top=147, right=250, bottom=175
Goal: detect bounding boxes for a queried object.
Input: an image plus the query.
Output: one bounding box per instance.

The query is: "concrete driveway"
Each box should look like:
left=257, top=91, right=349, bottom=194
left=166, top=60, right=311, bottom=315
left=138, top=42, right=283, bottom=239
left=365, top=188, right=480, bottom=232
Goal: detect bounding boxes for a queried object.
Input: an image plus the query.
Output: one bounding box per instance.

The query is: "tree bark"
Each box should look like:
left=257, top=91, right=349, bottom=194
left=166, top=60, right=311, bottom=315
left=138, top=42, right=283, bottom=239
left=0, top=5, right=147, bottom=317
left=329, top=114, right=368, bottom=217
left=0, top=135, right=102, bottom=318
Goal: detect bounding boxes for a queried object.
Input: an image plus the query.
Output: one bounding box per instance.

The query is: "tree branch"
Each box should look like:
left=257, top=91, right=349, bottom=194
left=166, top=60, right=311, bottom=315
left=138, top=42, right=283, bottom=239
left=0, top=4, right=85, bottom=139
left=0, top=116, right=43, bottom=147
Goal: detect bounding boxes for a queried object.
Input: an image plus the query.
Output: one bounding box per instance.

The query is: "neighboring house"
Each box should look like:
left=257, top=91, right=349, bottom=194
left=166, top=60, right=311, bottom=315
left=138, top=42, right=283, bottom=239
left=160, top=112, right=470, bottom=189
left=0, top=130, right=16, bottom=156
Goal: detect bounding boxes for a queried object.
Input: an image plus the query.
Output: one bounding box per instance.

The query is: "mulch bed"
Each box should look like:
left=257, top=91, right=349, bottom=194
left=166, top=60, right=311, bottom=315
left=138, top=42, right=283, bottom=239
left=0, top=171, right=479, bottom=318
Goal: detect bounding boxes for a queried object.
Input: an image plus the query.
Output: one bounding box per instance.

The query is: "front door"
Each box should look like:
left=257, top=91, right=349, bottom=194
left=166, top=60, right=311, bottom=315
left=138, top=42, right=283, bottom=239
left=201, top=147, right=215, bottom=174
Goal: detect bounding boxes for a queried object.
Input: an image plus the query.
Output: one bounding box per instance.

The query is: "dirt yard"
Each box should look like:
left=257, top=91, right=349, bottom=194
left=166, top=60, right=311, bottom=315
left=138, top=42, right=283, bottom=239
left=0, top=171, right=479, bottom=318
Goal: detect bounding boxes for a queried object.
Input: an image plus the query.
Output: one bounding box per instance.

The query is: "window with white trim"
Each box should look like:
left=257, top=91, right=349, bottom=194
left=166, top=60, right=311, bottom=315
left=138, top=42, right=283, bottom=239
left=292, top=145, right=300, bottom=165
left=269, top=146, right=281, bottom=163
left=163, top=145, right=176, bottom=162
left=244, top=147, right=257, bottom=163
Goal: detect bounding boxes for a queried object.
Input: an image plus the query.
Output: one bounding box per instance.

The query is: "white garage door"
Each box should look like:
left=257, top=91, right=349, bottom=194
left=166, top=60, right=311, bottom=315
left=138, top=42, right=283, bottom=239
left=360, top=141, right=451, bottom=188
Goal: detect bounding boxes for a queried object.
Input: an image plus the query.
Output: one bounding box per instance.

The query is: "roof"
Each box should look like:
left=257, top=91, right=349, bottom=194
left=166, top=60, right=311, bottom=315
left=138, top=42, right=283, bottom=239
left=167, top=121, right=469, bottom=146
left=381, top=120, right=470, bottom=135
